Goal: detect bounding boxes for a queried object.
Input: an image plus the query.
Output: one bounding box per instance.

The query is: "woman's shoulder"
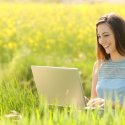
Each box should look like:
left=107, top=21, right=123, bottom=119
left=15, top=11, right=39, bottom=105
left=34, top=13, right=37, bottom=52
left=94, top=59, right=104, bottom=68
left=93, top=60, right=105, bottom=77
left=93, top=60, right=101, bottom=73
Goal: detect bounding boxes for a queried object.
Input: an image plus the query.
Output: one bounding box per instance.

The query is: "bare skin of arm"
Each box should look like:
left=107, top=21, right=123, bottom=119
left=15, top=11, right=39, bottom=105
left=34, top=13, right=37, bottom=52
left=87, top=61, right=105, bottom=108
left=91, top=61, right=99, bottom=99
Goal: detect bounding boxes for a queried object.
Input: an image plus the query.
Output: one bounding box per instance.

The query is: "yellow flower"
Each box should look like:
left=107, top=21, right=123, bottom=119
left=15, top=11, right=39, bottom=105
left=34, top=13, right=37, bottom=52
left=7, top=42, right=17, bottom=49
left=0, top=41, right=3, bottom=47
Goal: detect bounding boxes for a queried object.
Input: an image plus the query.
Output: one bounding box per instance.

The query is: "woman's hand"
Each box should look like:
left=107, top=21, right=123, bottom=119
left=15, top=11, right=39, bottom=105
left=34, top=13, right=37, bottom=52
left=87, top=98, right=104, bottom=108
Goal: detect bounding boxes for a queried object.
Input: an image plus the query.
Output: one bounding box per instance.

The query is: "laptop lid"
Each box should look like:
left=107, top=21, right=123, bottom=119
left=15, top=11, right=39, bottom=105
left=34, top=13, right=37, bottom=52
left=31, top=66, right=86, bottom=108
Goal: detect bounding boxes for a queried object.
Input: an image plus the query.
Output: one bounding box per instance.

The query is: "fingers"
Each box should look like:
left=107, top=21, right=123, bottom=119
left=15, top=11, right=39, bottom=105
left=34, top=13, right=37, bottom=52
left=87, top=98, right=104, bottom=108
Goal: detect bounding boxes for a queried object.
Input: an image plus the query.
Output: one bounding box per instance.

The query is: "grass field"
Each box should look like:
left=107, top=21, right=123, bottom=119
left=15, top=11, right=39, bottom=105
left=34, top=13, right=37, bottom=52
left=0, top=3, right=125, bottom=124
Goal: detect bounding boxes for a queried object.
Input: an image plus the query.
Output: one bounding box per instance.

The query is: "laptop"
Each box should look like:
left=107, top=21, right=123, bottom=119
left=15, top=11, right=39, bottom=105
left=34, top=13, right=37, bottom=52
left=31, top=66, right=87, bottom=109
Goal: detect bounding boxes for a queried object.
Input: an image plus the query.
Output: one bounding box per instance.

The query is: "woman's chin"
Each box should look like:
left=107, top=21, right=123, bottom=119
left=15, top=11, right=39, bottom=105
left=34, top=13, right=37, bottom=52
left=105, top=49, right=110, bottom=54
left=106, top=51, right=110, bottom=54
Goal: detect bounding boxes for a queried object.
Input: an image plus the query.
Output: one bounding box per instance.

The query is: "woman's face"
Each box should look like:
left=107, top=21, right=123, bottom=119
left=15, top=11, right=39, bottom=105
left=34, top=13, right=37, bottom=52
left=97, top=23, right=117, bottom=55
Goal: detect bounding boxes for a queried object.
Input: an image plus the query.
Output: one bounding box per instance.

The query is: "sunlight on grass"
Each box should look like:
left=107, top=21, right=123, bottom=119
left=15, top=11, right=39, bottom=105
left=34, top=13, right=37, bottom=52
left=0, top=3, right=125, bottom=125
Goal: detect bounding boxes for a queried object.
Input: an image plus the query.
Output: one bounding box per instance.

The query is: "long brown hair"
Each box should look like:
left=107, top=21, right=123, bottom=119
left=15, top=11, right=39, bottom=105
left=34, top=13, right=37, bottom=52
left=96, top=13, right=125, bottom=61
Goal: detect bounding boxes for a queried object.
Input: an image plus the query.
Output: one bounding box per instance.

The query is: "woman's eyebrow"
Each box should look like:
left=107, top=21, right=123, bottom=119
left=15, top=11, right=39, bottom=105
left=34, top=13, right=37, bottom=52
left=102, top=32, right=109, bottom=34
left=97, top=32, right=109, bottom=35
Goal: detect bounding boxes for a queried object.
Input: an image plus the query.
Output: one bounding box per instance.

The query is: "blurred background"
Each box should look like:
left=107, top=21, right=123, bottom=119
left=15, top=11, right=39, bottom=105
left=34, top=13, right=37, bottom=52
left=0, top=0, right=124, bottom=3
left=0, top=0, right=125, bottom=99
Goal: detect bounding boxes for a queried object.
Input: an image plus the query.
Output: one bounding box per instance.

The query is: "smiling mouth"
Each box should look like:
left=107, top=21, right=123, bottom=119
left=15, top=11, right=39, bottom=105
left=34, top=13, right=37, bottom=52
left=104, top=45, right=110, bottom=49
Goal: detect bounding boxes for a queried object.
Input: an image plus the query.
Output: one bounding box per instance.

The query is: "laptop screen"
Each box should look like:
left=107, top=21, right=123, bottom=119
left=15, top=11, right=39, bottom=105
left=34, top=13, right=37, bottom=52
left=31, top=66, right=86, bottom=108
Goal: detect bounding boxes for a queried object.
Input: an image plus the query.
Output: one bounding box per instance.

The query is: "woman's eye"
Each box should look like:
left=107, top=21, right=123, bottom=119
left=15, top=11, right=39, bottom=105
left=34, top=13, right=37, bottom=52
left=104, top=34, right=109, bottom=37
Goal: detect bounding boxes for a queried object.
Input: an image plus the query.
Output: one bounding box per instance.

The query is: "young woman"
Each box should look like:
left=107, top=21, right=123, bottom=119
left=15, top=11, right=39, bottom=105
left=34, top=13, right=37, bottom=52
left=87, top=13, right=125, bottom=109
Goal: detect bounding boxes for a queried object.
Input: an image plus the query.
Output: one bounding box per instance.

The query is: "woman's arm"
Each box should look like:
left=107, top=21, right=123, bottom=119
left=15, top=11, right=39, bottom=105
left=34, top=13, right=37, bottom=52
left=91, top=61, right=99, bottom=99
left=87, top=61, right=105, bottom=108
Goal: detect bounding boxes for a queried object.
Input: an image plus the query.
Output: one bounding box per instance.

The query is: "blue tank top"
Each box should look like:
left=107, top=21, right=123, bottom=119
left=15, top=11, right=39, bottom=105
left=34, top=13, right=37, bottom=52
left=96, top=59, right=125, bottom=105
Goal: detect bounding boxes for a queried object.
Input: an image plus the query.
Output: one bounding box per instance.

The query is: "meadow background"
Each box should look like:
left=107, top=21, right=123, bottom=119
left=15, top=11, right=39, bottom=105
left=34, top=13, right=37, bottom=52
left=0, top=2, right=125, bottom=124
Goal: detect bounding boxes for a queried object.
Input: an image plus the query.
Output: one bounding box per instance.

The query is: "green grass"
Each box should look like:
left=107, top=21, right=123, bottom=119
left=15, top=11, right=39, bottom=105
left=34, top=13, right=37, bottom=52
left=1, top=74, right=125, bottom=124
left=1, top=3, right=125, bottom=124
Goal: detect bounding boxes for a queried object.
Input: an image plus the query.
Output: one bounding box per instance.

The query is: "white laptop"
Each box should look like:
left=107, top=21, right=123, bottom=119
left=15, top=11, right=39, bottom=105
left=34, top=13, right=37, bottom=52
left=31, top=66, right=86, bottom=108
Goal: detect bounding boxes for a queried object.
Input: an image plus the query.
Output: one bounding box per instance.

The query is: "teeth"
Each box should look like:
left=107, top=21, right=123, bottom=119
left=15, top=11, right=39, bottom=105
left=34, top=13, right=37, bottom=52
left=104, top=45, right=109, bottom=48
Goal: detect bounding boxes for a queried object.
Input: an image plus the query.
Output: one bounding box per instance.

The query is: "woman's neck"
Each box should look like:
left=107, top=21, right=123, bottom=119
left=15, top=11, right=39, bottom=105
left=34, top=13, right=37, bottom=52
left=110, top=52, right=125, bottom=61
